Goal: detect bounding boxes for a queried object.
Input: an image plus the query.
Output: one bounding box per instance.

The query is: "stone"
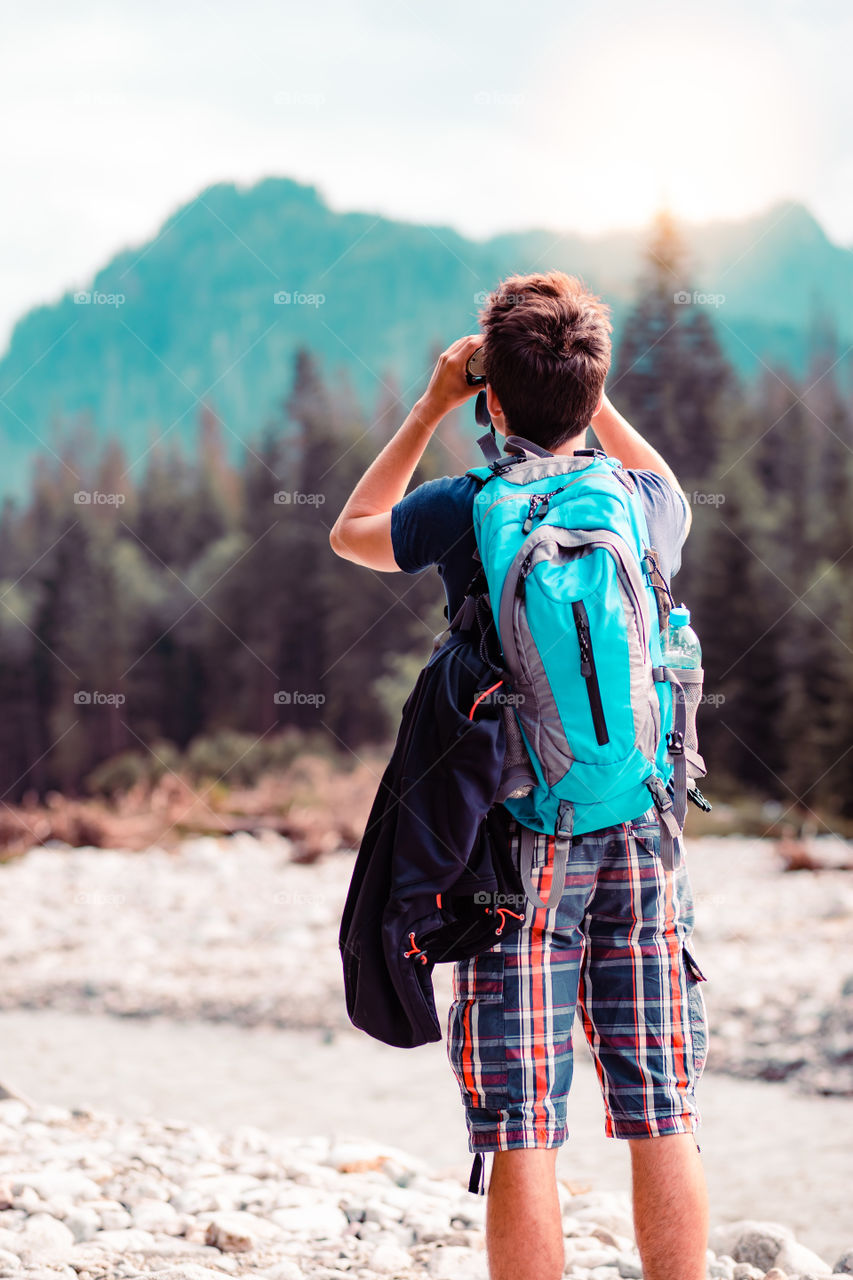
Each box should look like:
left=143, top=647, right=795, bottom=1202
left=0, top=1102, right=28, bottom=1127
left=427, top=1244, right=488, bottom=1279
left=64, top=1206, right=101, bottom=1242
left=203, top=1209, right=283, bottom=1252
left=774, top=1238, right=832, bottom=1275
left=139, top=1268, right=242, bottom=1280
left=569, top=1196, right=635, bottom=1242
left=564, top=1242, right=621, bottom=1268
left=0, top=1248, right=21, bottom=1271
left=12, top=1170, right=101, bottom=1201
left=270, top=1203, right=349, bottom=1239
left=258, top=1263, right=305, bottom=1280
left=90, top=1198, right=133, bottom=1230
left=763, top=1270, right=789, bottom=1279
left=90, top=1227, right=158, bottom=1251
left=368, top=1238, right=415, bottom=1273
left=9, top=1187, right=41, bottom=1215
left=733, top=1265, right=764, bottom=1279
left=131, top=1198, right=181, bottom=1234
left=616, top=1256, right=644, bottom=1278
left=13, top=1212, right=75, bottom=1259
left=709, top=1221, right=795, bottom=1273
left=834, top=1250, right=853, bottom=1274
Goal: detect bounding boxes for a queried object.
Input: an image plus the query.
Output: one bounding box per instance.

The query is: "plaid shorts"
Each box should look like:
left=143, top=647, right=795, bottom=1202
left=446, top=807, right=708, bottom=1151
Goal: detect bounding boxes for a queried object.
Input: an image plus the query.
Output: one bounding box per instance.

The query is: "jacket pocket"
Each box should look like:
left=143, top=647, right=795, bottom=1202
left=447, top=950, right=508, bottom=1112
left=682, top=944, right=708, bottom=1082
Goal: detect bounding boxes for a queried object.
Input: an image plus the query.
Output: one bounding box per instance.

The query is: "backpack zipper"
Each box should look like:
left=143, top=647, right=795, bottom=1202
left=515, top=554, right=532, bottom=598
left=571, top=600, right=610, bottom=746
left=483, top=475, right=583, bottom=522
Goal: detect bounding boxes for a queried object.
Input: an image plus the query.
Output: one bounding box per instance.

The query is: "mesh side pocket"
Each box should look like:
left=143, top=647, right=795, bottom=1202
left=498, top=703, right=535, bottom=800
left=676, top=667, right=706, bottom=782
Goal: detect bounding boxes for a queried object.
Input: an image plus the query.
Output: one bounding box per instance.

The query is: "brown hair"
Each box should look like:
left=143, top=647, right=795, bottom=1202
left=478, top=271, right=612, bottom=450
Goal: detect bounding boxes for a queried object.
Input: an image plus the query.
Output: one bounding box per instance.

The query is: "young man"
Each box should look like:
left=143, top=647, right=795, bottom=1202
left=330, top=272, right=708, bottom=1280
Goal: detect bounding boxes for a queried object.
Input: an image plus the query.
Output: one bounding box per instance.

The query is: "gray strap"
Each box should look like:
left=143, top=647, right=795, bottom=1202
left=518, top=820, right=571, bottom=911
left=477, top=431, right=502, bottom=464
left=664, top=668, right=688, bottom=831
left=658, top=804, right=681, bottom=870
left=658, top=824, right=676, bottom=870
left=685, top=746, right=707, bottom=778
left=643, top=773, right=681, bottom=872
left=504, top=434, right=553, bottom=459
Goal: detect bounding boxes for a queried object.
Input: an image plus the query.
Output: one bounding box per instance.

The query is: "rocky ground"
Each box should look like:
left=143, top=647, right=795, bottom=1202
left=0, top=831, right=851, bottom=1096
left=0, top=1096, right=850, bottom=1280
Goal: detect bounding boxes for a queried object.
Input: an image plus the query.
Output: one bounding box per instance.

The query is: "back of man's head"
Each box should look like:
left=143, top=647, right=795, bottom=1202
left=479, top=271, right=612, bottom=451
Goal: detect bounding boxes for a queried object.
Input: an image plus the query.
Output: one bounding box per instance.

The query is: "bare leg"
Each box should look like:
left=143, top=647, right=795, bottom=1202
left=485, top=1148, right=563, bottom=1280
left=628, top=1133, right=708, bottom=1280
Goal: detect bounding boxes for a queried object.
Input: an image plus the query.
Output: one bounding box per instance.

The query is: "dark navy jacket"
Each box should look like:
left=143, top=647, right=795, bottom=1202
left=339, top=630, right=527, bottom=1048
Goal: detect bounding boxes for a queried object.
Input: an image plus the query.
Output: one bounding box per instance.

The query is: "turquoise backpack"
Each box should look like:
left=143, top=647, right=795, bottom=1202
left=456, top=431, right=707, bottom=909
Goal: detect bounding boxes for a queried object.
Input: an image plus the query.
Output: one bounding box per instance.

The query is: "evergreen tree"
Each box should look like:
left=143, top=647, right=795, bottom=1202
left=610, top=210, right=735, bottom=485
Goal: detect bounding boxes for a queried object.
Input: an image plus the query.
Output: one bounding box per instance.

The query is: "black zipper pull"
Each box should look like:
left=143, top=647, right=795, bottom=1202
left=571, top=600, right=610, bottom=745
left=515, top=555, right=531, bottom=597
left=521, top=495, right=541, bottom=535
left=576, top=614, right=592, bottom=677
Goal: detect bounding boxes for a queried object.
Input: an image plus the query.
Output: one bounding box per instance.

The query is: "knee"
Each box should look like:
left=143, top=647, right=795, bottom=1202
left=490, top=1147, right=559, bottom=1189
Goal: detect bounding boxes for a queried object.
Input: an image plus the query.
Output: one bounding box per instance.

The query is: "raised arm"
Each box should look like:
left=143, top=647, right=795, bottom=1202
left=329, top=335, right=481, bottom=570
left=591, top=394, right=692, bottom=532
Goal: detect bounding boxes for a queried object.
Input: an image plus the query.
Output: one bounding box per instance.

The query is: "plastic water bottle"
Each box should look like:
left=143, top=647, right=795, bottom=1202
left=660, top=604, right=711, bottom=812
left=661, top=604, right=701, bottom=669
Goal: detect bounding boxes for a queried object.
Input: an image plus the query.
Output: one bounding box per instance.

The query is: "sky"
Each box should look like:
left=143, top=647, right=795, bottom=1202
left=1, top=0, right=851, bottom=354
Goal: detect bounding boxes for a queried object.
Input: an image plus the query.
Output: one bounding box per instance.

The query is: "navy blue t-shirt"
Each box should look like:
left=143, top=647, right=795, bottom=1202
left=391, top=467, right=689, bottom=622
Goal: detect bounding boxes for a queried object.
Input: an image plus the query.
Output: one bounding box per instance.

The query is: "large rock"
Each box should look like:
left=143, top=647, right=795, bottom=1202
left=775, top=1236, right=832, bottom=1274
left=11, top=1169, right=101, bottom=1201
left=709, top=1221, right=795, bottom=1272
left=8, top=1212, right=75, bottom=1260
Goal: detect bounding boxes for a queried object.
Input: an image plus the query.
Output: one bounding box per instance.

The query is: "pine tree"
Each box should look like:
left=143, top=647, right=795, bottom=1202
left=610, top=209, right=736, bottom=485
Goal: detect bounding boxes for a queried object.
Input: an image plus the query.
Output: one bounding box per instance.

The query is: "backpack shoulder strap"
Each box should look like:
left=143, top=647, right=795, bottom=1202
left=476, top=430, right=502, bottom=464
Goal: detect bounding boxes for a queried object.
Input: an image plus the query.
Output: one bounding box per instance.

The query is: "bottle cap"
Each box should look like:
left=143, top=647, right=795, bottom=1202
left=668, top=605, right=691, bottom=628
